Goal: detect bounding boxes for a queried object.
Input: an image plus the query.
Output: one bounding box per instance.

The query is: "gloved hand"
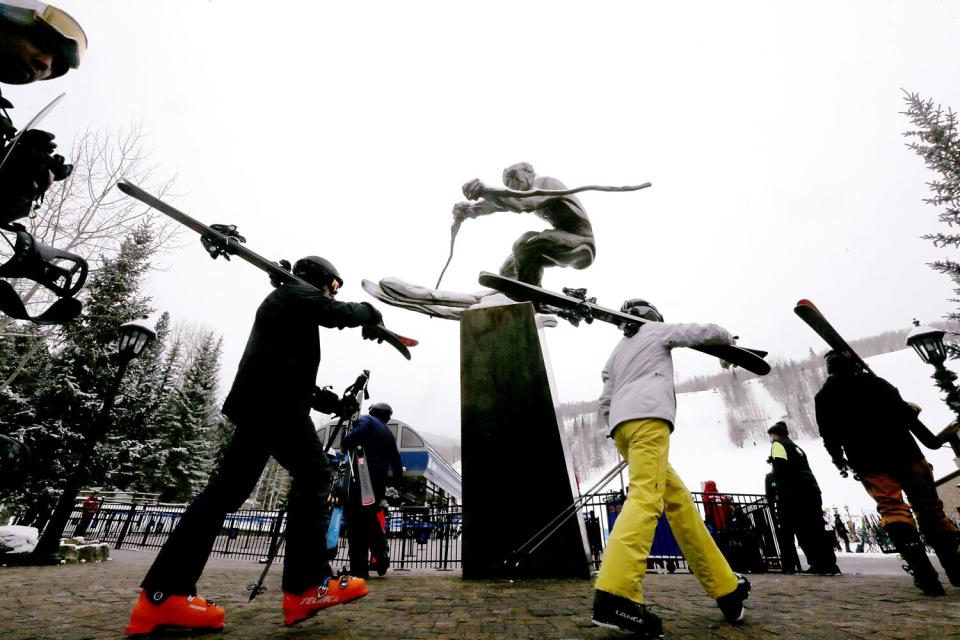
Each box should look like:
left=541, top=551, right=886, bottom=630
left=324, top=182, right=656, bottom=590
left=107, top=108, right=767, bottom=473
left=0, top=129, right=71, bottom=226
left=270, top=258, right=292, bottom=288
left=311, top=386, right=340, bottom=414
left=362, top=324, right=385, bottom=343
left=337, top=395, right=360, bottom=418
left=385, top=486, right=400, bottom=500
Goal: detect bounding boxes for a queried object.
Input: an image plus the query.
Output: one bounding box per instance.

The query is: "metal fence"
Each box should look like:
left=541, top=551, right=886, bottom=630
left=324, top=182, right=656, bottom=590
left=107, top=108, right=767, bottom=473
left=53, top=489, right=782, bottom=573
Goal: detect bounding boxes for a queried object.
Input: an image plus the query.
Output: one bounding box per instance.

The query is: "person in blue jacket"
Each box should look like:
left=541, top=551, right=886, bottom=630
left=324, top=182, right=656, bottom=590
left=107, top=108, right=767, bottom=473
left=342, top=402, right=404, bottom=579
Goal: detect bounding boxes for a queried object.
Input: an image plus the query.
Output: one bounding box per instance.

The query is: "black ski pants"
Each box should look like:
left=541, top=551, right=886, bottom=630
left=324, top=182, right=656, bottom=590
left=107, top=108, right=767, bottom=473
left=781, top=492, right=836, bottom=571
left=344, top=484, right=388, bottom=578
left=771, top=500, right=803, bottom=572
left=141, top=413, right=333, bottom=595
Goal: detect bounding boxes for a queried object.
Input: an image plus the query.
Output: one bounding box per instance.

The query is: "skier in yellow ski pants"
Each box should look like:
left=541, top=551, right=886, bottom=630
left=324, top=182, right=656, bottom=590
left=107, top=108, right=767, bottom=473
left=590, top=299, right=751, bottom=638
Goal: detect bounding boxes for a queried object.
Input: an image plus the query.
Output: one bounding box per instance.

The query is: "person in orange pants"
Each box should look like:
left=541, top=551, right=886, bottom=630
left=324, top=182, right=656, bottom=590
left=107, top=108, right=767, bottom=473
left=591, top=299, right=751, bottom=638
left=815, top=349, right=960, bottom=596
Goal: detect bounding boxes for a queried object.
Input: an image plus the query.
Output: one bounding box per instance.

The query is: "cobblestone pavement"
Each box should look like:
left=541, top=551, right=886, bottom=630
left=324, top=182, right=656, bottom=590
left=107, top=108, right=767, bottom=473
left=1, top=550, right=959, bottom=639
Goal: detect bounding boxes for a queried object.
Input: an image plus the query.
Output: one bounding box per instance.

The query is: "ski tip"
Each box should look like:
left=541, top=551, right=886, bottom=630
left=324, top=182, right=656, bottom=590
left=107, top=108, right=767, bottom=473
left=397, top=335, right=419, bottom=347
left=795, top=298, right=815, bottom=307
left=116, top=180, right=133, bottom=194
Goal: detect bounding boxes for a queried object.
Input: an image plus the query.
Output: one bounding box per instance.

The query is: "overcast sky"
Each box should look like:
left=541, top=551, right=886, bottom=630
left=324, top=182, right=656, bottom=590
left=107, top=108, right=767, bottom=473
left=8, top=1, right=960, bottom=440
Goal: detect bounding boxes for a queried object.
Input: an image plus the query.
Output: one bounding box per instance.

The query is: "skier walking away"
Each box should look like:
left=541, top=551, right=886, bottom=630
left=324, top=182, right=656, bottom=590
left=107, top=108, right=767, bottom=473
left=125, top=257, right=386, bottom=635
left=340, top=402, right=403, bottom=579
left=766, top=421, right=839, bottom=574
left=815, top=349, right=960, bottom=596
left=591, top=299, right=750, bottom=638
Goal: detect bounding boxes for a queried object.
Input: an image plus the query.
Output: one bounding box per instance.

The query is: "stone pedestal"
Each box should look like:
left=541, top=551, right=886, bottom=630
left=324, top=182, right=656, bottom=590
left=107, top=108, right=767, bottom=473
left=460, top=302, right=590, bottom=579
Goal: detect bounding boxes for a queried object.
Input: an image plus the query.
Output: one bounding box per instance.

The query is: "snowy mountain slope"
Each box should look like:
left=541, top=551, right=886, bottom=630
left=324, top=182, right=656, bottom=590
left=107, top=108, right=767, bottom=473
left=583, top=348, right=958, bottom=513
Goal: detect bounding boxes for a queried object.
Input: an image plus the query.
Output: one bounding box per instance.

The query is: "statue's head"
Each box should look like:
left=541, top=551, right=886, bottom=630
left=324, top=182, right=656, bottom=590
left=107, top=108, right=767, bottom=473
left=502, top=162, right=535, bottom=190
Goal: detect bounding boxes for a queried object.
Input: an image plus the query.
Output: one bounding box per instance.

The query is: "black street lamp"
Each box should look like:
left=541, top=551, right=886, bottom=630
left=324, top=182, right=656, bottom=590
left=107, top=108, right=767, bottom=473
left=905, top=320, right=960, bottom=463
left=31, top=321, right=155, bottom=561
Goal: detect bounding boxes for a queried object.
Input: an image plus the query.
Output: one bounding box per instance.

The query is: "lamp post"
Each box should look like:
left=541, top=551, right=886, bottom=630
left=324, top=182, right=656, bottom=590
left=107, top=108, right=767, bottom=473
left=904, top=319, right=960, bottom=465
left=31, top=321, right=155, bottom=561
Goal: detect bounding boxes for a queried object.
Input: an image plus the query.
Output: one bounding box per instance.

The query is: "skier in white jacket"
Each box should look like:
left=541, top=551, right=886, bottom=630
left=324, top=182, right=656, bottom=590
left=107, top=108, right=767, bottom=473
left=591, top=299, right=752, bottom=638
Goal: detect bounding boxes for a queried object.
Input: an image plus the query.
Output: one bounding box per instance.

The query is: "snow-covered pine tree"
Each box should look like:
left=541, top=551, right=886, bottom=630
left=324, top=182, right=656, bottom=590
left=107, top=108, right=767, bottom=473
left=902, top=91, right=960, bottom=356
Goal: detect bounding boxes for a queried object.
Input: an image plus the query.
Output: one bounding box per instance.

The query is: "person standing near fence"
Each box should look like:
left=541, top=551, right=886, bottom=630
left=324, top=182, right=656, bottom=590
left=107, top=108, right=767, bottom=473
left=74, top=491, right=100, bottom=537
left=590, top=298, right=751, bottom=638
left=341, top=402, right=403, bottom=579
left=125, top=257, right=385, bottom=635
left=765, top=421, right=839, bottom=575
left=815, top=349, right=960, bottom=596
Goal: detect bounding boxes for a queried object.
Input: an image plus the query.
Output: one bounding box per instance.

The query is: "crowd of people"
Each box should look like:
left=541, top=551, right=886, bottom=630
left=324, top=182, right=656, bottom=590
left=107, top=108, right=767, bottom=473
left=3, top=3, right=960, bottom=639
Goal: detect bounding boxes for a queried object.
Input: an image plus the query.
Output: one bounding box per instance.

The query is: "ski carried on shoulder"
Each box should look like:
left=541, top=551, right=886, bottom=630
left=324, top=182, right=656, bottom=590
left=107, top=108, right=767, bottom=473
left=116, top=181, right=416, bottom=360
left=479, top=272, right=771, bottom=375
left=793, top=298, right=957, bottom=450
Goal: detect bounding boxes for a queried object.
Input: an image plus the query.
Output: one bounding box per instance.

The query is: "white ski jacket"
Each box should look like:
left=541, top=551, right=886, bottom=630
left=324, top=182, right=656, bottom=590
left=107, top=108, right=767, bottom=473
left=599, top=321, right=734, bottom=435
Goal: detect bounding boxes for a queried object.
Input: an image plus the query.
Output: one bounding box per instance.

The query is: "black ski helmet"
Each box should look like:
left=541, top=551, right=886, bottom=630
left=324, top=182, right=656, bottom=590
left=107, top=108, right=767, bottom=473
left=0, top=1, right=87, bottom=79
left=293, top=256, right=342, bottom=291
left=369, top=402, right=393, bottom=422
left=621, top=299, right=663, bottom=323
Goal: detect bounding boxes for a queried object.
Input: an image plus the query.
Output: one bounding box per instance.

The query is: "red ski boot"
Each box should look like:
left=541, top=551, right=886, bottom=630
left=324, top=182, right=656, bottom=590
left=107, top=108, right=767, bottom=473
left=124, top=590, right=225, bottom=635
left=283, top=575, right=368, bottom=626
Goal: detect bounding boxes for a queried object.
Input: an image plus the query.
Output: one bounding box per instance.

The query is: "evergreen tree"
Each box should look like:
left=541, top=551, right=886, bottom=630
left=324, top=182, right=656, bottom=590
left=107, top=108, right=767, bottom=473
left=158, top=332, right=223, bottom=502
left=903, top=91, right=960, bottom=356
left=1, top=226, right=155, bottom=523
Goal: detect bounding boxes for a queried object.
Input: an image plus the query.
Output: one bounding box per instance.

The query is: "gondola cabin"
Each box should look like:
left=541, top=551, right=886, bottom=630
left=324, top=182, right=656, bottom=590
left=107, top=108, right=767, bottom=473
left=317, top=417, right=461, bottom=507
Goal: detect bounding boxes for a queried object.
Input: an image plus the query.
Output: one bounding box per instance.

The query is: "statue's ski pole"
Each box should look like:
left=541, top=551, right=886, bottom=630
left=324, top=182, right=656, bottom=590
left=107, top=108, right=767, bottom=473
left=116, top=181, right=417, bottom=359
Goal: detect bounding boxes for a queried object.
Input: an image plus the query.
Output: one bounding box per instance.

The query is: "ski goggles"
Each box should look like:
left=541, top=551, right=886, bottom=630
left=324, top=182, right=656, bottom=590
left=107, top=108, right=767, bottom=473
left=620, top=299, right=663, bottom=322
left=0, top=1, right=87, bottom=77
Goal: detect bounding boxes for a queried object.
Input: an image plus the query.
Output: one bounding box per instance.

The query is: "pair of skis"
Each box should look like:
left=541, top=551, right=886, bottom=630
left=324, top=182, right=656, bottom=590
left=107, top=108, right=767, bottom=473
left=793, top=299, right=959, bottom=450
left=247, top=371, right=376, bottom=601
left=115, top=182, right=417, bottom=360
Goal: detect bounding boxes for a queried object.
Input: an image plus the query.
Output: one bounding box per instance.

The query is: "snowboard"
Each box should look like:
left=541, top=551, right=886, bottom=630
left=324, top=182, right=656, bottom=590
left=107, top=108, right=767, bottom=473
left=479, top=272, right=771, bottom=375
left=793, top=298, right=955, bottom=450
left=117, top=181, right=416, bottom=360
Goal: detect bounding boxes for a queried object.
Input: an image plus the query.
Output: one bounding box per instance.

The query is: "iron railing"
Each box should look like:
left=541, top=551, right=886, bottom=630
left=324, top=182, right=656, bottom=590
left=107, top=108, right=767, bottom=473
left=47, top=489, right=782, bottom=573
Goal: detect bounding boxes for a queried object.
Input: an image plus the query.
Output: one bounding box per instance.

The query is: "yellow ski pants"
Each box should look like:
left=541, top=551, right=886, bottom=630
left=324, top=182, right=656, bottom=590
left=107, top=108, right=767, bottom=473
left=595, top=419, right=738, bottom=603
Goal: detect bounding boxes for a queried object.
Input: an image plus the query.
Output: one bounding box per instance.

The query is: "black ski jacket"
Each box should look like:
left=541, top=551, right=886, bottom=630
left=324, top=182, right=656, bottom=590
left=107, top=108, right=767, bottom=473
left=814, top=372, right=924, bottom=474
left=223, top=282, right=381, bottom=422
left=341, top=414, right=403, bottom=501
left=768, top=436, right=821, bottom=500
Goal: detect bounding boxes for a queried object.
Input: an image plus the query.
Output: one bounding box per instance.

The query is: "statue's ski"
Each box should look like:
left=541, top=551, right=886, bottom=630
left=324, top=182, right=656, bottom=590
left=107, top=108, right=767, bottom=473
left=479, top=271, right=770, bottom=375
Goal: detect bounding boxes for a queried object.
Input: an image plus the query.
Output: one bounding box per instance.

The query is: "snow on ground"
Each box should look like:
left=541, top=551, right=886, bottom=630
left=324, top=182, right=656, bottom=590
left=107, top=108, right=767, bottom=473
left=0, top=525, right=38, bottom=554
left=589, top=348, right=958, bottom=514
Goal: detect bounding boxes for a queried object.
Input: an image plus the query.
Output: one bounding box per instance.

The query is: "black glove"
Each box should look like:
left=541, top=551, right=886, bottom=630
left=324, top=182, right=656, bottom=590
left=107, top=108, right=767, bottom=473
left=0, top=129, right=71, bottom=226
left=270, top=258, right=292, bottom=288
left=200, top=223, right=246, bottom=260
left=311, top=386, right=359, bottom=418
left=311, top=386, right=340, bottom=414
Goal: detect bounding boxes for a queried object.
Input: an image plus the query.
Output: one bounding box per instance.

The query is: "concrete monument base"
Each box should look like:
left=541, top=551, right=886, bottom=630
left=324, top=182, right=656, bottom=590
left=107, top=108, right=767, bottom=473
left=460, top=302, right=590, bottom=579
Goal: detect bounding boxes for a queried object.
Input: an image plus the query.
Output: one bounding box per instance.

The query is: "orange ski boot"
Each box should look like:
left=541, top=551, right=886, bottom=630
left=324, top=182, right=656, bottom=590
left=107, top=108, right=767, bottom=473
left=124, top=590, right=225, bottom=636
left=283, top=575, right=368, bottom=626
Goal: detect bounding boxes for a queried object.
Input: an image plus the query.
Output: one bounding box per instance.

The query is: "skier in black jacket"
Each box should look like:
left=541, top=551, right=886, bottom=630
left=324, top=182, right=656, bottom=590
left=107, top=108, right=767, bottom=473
left=766, top=421, right=839, bottom=574
left=126, top=256, right=386, bottom=634
left=815, top=349, right=960, bottom=596
left=341, top=402, right=403, bottom=578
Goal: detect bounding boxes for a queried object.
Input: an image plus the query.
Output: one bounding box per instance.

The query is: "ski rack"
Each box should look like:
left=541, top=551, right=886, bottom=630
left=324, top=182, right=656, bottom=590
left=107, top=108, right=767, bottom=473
left=503, top=458, right=628, bottom=574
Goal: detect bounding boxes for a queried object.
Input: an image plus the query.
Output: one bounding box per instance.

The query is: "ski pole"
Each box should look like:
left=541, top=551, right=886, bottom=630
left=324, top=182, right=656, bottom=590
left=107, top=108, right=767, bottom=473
left=504, top=458, right=627, bottom=571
